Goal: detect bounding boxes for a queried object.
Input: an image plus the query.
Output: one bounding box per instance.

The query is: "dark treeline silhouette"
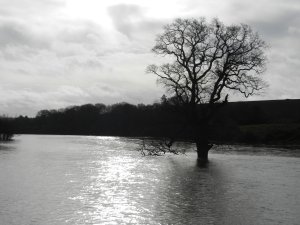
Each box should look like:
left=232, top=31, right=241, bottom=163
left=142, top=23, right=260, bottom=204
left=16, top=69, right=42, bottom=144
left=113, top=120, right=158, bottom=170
left=12, top=101, right=184, bottom=138
left=211, top=99, right=300, bottom=144
left=0, top=117, right=14, bottom=141
left=7, top=99, right=300, bottom=144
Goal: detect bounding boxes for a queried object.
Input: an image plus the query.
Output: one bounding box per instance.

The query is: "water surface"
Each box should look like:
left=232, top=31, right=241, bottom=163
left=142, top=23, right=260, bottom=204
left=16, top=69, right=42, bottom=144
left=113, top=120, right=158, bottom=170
left=0, top=135, right=299, bottom=224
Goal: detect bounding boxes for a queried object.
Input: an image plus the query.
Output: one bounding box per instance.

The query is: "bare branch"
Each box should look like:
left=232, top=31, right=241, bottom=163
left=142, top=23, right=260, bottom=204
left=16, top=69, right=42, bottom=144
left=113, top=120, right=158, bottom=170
left=137, top=139, right=186, bottom=156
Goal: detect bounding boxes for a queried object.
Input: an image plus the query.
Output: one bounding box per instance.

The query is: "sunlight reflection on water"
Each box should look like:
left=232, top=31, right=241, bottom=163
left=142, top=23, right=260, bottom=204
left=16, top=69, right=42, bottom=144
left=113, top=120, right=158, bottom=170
left=0, top=135, right=299, bottom=225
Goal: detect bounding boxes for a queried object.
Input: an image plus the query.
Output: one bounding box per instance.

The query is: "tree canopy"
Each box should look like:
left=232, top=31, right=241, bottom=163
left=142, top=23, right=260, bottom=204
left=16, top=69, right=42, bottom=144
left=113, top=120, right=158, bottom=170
left=147, top=18, right=267, bottom=105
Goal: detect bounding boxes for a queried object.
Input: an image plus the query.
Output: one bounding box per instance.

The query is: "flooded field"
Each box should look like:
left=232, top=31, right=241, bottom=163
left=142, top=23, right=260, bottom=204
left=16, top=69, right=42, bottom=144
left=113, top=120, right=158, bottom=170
left=0, top=135, right=299, bottom=224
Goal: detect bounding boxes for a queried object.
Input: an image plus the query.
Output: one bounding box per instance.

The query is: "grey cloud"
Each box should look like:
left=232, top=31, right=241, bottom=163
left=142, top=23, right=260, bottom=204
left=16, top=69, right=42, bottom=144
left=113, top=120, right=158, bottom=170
left=108, top=4, right=143, bottom=38
left=250, top=9, right=300, bottom=40
left=66, top=58, right=103, bottom=69
left=0, top=0, right=64, bottom=19
left=0, top=21, right=48, bottom=49
left=107, top=3, right=166, bottom=55
left=57, top=22, right=104, bottom=45
left=0, top=24, right=30, bottom=47
left=108, top=4, right=165, bottom=39
left=0, top=19, right=108, bottom=76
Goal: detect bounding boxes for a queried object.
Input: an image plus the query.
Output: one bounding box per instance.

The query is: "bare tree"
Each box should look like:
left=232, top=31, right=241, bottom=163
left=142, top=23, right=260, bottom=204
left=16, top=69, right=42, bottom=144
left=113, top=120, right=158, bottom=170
left=146, top=18, right=267, bottom=161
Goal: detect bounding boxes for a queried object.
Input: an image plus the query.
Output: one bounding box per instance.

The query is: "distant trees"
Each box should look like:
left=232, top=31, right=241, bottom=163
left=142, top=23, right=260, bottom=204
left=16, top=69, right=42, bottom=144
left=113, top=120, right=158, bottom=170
left=12, top=103, right=179, bottom=137
left=146, top=18, right=267, bottom=161
left=7, top=99, right=300, bottom=145
left=10, top=102, right=192, bottom=139
left=0, top=117, right=14, bottom=141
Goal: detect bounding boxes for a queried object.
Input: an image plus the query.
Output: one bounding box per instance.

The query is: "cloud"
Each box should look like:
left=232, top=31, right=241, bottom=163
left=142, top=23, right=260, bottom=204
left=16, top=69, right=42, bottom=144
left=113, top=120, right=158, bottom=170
left=0, top=20, right=50, bottom=51
left=0, top=0, right=64, bottom=19
left=108, top=4, right=143, bottom=38
left=248, top=8, right=300, bottom=41
left=0, top=23, right=34, bottom=47
left=108, top=4, right=165, bottom=43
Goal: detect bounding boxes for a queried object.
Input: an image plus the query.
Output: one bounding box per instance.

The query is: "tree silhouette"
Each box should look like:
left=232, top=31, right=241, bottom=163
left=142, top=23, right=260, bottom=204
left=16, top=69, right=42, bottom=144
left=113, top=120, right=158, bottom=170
left=146, top=18, right=267, bottom=161
left=0, top=117, right=14, bottom=141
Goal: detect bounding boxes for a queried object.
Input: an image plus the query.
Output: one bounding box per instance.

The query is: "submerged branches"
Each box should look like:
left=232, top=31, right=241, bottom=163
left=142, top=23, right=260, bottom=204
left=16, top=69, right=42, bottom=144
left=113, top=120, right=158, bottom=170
left=137, top=138, right=187, bottom=156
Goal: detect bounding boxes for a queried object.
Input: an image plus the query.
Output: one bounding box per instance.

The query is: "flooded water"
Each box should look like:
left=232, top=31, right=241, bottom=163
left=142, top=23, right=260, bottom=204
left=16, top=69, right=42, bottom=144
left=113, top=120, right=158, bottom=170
left=0, top=135, right=299, bottom=225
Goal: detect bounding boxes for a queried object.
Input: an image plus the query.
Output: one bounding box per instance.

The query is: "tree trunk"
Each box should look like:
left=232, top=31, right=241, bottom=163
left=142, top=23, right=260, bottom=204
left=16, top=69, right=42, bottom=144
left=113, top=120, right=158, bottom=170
left=188, top=103, right=213, bottom=161
left=196, top=141, right=212, bottom=162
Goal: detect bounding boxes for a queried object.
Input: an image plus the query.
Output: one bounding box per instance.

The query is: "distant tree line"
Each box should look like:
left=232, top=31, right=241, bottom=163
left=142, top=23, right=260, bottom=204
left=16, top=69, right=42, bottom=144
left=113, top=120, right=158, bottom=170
left=0, top=117, right=14, bottom=141
left=5, top=99, right=300, bottom=144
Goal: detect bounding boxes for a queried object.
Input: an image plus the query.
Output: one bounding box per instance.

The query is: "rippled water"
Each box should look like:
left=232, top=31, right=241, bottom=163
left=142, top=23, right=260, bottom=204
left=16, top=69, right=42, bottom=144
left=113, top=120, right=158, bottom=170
left=0, top=135, right=299, bottom=225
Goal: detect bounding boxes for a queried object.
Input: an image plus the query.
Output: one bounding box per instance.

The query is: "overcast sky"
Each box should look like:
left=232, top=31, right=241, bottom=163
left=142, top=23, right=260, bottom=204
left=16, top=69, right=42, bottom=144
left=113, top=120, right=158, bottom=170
left=0, top=0, right=299, bottom=116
